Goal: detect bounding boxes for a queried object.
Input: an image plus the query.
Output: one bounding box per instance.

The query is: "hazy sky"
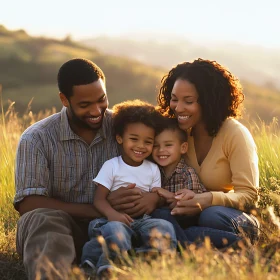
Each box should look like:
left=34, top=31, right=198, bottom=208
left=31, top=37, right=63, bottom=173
left=1, top=0, right=280, bottom=48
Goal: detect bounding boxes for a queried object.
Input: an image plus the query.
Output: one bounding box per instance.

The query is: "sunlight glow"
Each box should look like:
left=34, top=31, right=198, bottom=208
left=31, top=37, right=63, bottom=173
left=1, top=0, right=280, bottom=48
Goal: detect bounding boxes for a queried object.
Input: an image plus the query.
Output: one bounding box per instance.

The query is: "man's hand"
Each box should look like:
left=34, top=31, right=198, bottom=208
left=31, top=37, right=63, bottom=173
left=122, top=192, right=160, bottom=218
left=107, top=184, right=143, bottom=212
left=107, top=212, right=134, bottom=227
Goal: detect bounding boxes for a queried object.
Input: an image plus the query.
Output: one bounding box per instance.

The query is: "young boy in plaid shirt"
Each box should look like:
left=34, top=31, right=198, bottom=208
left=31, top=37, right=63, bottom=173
left=151, top=118, right=207, bottom=247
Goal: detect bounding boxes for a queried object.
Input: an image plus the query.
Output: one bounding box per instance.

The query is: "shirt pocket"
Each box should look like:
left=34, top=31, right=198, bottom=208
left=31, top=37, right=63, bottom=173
left=51, top=154, right=87, bottom=192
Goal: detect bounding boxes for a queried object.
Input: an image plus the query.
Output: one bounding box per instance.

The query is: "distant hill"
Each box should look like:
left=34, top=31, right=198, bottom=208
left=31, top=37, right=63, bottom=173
left=81, top=36, right=280, bottom=90
left=0, top=25, right=280, bottom=123
left=0, top=25, right=164, bottom=114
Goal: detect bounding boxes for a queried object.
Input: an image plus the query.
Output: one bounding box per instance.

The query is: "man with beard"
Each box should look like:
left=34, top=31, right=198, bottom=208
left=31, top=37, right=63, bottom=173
left=14, top=58, right=162, bottom=279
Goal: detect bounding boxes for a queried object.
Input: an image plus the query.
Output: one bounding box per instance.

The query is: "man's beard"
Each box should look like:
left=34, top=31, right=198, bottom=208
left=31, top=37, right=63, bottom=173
left=68, top=104, right=104, bottom=131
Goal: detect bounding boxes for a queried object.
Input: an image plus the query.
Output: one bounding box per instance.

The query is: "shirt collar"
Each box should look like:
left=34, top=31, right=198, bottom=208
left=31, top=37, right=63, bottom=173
left=160, top=157, right=186, bottom=179
left=175, top=157, right=186, bottom=173
left=59, top=106, right=108, bottom=141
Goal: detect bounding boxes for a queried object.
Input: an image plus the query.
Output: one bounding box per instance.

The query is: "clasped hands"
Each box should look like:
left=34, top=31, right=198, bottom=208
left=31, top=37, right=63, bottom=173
left=107, top=183, right=160, bottom=218
left=151, top=187, right=200, bottom=215
left=107, top=184, right=209, bottom=218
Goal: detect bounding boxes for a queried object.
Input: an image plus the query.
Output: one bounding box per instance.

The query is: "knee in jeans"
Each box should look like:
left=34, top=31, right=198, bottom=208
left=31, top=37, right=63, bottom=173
left=103, top=222, right=128, bottom=239
left=147, top=220, right=177, bottom=249
left=101, top=221, right=132, bottom=249
left=152, top=220, right=176, bottom=237
left=198, top=206, right=232, bottom=229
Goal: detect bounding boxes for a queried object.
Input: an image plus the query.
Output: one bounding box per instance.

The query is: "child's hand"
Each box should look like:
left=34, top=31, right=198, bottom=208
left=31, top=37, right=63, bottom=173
left=175, top=189, right=195, bottom=201
left=107, top=212, right=134, bottom=227
left=152, top=188, right=175, bottom=200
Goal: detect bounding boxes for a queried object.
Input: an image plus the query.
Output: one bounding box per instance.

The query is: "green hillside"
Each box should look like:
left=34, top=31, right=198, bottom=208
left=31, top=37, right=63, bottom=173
left=0, top=25, right=280, bottom=123
left=0, top=25, right=163, bottom=114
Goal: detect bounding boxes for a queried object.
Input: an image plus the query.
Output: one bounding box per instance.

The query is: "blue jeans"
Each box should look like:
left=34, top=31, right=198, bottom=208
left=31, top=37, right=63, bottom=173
left=186, top=206, right=260, bottom=248
left=81, top=215, right=177, bottom=273
left=150, top=208, right=191, bottom=248
left=151, top=206, right=260, bottom=249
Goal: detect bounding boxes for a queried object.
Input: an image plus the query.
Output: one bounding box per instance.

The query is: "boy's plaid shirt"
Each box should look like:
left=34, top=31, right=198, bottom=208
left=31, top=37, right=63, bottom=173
left=160, top=158, right=207, bottom=194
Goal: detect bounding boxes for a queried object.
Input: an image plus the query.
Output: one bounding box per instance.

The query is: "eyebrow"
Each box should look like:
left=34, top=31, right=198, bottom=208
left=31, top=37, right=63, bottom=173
left=129, top=133, right=154, bottom=140
left=155, top=140, right=174, bottom=144
left=78, top=101, right=91, bottom=105
left=77, top=94, right=106, bottom=105
left=171, top=93, right=194, bottom=99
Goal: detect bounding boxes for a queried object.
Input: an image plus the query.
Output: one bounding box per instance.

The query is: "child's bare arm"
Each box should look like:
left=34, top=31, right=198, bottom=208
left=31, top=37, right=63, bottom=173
left=94, top=184, right=134, bottom=226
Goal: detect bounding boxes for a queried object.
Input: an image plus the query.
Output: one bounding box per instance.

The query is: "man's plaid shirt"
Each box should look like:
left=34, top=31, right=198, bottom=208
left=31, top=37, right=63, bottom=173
left=160, top=158, right=207, bottom=193
left=14, top=107, right=119, bottom=208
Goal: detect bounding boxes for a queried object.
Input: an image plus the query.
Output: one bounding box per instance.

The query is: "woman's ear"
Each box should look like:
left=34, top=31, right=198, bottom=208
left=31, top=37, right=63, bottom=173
left=180, top=142, right=188, bottom=154
left=116, top=134, right=123, bottom=144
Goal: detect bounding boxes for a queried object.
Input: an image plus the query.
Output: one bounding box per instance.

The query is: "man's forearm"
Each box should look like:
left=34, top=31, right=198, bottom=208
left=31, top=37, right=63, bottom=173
left=17, top=195, right=101, bottom=219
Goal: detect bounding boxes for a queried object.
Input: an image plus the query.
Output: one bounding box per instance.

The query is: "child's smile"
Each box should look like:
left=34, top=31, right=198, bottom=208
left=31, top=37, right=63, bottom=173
left=116, top=122, right=155, bottom=166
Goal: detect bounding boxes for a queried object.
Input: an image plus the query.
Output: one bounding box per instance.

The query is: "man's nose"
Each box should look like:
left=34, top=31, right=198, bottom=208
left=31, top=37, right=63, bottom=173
left=89, top=104, right=101, bottom=116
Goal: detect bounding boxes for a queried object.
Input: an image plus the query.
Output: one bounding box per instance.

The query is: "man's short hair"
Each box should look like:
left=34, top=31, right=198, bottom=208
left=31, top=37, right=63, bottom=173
left=57, top=58, right=105, bottom=98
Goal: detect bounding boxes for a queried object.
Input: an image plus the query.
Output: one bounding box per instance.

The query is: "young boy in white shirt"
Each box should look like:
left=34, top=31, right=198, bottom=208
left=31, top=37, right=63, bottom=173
left=81, top=100, right=177, bottom=277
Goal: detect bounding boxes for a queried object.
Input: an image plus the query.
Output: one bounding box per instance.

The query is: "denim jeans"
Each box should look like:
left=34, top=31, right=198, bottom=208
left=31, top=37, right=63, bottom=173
left=81, top=215, right=177, bottom=273
left=185, top=206, right=260, bottom=248
left=150, top=208, right=192, bottom=248
left=151, top=206, right=260, bottom=249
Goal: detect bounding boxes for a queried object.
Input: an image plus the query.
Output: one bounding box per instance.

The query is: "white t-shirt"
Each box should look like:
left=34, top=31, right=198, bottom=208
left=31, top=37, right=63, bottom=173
left=93, top=156, right=161, bottom=192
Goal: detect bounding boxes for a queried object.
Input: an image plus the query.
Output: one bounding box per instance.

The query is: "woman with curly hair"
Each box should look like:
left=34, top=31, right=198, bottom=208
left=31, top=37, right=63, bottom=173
left=156, top=58, right=260, bottom=248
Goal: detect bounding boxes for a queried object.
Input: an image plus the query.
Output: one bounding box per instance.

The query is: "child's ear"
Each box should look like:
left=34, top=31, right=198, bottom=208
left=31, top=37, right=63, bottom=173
left=116, top=134, right=123, bottom=144
left=180, top=142, right=188, bottom=154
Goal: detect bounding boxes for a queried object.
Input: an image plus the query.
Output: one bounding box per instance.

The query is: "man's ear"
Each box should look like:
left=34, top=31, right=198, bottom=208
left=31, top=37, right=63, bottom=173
left=180, top=142, right=188, bottom=154
left=59, top=93, right=69, bottom=107
left=116, top=134, right=123, bottom=145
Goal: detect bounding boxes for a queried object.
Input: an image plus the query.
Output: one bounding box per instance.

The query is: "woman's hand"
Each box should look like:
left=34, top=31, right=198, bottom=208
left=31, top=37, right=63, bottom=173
left=171, top=192, right=213, bottom=216
left=174, top=189, right=196, bottom=201
left=166, top=189, right=195, bottom=209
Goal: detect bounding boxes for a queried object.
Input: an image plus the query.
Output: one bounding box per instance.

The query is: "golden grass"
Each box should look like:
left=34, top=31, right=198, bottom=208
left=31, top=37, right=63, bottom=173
left=0, top=93, right=279, bottom=279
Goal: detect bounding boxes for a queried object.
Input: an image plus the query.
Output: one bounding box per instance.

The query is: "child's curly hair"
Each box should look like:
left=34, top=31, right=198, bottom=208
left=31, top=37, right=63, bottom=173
left=157, top=58, right=244, bottom=136
left=112, top=99, right=163, bottom=136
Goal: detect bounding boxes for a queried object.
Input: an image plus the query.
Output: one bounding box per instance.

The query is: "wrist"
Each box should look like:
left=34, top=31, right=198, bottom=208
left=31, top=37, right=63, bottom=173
left=154, top=193, right=164, bottom=207
left=200, top=192, right=213, bottom=209
left=85, top=204, right=102, bottom=219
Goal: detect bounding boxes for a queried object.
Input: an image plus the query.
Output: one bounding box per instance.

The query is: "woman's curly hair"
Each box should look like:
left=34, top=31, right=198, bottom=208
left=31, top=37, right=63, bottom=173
left=112, top=99, right=163, bottom=137
left=157, top=58, right=244, bottom=136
